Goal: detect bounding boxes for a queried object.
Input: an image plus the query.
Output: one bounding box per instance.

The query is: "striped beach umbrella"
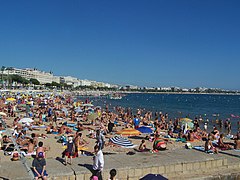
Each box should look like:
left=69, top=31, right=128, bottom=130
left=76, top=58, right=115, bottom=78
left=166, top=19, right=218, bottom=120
left=116, top=128, right=141, bottom=136
left=109, top=136, right=136, bottom=148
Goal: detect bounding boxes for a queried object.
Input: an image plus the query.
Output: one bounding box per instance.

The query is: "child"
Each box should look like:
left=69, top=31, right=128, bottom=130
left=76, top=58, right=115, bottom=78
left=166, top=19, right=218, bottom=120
left=109, top=169, right=117, bottom=180
left=139, top=140, right=147, bottom=151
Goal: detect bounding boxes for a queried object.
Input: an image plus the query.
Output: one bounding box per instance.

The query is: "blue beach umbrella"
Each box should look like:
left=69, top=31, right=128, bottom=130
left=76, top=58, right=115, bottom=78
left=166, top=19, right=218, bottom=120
left=75, top=107, right=83, bottom=113
left=140, top=174, right=168, bottom=180
left=137, top=126, right=153, bottom=134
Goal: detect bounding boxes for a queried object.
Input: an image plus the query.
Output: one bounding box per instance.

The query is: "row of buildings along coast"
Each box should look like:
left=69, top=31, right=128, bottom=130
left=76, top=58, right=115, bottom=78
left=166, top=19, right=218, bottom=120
left=1, top=67, right=117, bottom=88
left=1, top=67, right=239, bottom=94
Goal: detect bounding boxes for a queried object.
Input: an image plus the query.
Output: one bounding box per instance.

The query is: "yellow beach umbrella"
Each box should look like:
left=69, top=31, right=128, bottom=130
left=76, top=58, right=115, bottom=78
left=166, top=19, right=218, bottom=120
left=6, top=98, right=16, bottom=101
left=116, top=128, right=141, bottom=136
left=179, top=118, right=192, bottom=122
left=63, top=146, right=88, bottom=151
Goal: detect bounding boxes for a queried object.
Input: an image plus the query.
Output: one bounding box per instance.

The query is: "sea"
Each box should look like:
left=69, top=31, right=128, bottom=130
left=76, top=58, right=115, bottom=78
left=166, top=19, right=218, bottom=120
left=77, top=93, right=240, bottom=134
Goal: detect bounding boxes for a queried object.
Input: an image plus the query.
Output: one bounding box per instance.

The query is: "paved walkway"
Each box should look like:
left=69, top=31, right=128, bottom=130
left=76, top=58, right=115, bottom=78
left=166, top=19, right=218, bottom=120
left=0, top=148, right=240, bottom=180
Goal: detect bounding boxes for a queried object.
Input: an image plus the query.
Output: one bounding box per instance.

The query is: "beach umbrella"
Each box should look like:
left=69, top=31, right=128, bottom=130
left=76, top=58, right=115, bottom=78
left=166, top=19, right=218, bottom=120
left=82, top=103, right=94, bottom=107
left=0, top=112, right=7, bottom=116
left=109, top=136, right=136, bottom=148
left=18, top=104, right=27, bottom=107
left=6, top=98, right=16, bottom=102
left=140, top=174, right=168, bottom=180
left=18, top=118, right=34, bottom=123
left=179, top=118, right=192, bottom=122
left=75, top=107, right=83, bottom=113
left=62, top=108, right=68, bottom=113
left=87, top=113, right=98, bottom=120
left=137, top=126, right=153, bottom=134
left=180, top=121, right=194, bottom=129
left=116, top=128, right=141, bottom=136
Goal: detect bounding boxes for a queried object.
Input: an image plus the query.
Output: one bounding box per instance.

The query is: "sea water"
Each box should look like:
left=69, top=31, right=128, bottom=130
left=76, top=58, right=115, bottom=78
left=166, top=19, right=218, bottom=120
left=78, top=93, right=240, bottom=134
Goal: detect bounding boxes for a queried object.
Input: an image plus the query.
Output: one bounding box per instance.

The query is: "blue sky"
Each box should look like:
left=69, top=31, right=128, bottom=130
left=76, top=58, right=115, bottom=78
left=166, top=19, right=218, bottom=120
left=0, top=1, right=239, bottom=89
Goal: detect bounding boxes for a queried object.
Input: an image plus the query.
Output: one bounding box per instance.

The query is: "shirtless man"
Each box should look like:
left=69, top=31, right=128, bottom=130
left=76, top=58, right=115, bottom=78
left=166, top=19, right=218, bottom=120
left=138, top=139, right=147, bottom=151
left=36, top=141, right=47, bottom=158
left=188, top=130, right=194, bottom=141
left=21, top=139, right=35, bottom=155
left=234, top=136, right=240, bottom=150
left=218, top=134, right=232, bottom=149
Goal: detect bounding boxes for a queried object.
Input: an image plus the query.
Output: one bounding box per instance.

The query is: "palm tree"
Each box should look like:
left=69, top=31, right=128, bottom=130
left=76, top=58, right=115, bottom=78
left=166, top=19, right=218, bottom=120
left=5, top=67, right=12, bottom=88
left=1, top=66, right=6, bottom=88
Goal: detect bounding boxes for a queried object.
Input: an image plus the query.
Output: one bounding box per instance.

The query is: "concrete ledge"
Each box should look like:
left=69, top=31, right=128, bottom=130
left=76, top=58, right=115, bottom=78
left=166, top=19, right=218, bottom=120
left=1, top=149, right=240, bottom=180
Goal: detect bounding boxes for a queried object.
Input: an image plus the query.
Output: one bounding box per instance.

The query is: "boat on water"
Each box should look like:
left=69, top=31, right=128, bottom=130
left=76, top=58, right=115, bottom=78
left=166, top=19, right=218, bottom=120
left=109, top=93, right=124, bottom=100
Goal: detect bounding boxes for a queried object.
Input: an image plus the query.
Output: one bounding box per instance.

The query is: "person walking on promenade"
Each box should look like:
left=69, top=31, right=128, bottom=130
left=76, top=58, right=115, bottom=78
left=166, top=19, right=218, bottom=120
left=92, top=144, right=104, bottom=180
left=96, top=129, right=105, bottom=150
left=64, top=136, right=76, bottom=165
left=32, top=152, right=48, bottom=180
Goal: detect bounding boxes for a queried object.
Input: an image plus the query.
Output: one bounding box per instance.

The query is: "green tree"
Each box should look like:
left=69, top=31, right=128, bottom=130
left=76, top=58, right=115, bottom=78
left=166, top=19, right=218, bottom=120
left=30, top=78, right=40, bottom=85
left=52, top=81, right=61, bottom=87
left=10, top=74, right=23, bottom=83
left=1, top=66, right=6, bottom=87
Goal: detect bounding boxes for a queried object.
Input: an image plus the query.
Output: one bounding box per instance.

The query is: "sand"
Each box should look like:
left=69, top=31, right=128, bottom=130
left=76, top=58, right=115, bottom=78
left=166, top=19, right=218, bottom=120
left=0, top=114, right=206, bottom=163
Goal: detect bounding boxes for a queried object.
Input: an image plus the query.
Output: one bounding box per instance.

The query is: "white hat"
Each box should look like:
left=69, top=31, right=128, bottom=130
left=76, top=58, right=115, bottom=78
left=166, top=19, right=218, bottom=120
left=68, top=136, right=73, bottom=142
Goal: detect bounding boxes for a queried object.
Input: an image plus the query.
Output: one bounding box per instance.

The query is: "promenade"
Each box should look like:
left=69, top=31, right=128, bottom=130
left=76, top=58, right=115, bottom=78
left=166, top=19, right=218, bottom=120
left=0, top=148, right=240, bottom=180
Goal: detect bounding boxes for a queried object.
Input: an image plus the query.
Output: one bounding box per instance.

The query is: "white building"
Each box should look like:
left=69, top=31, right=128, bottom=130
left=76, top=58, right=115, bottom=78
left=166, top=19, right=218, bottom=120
left=2, top=67, right=60, bottom=84
left=60, top=76, right=81, bottom=87
left=79, top=79, right=92, bottom=86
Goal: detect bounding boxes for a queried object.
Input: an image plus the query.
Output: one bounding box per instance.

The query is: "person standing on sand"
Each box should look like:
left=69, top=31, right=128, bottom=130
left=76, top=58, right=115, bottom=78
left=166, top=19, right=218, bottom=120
left=133, top=115, right=140, bottom=129
left=92, top=144, right=104, bottom=180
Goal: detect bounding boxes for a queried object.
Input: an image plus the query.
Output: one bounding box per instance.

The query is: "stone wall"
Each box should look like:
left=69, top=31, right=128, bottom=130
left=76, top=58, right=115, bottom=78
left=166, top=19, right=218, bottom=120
left=47, top=158, right=240, bottom=180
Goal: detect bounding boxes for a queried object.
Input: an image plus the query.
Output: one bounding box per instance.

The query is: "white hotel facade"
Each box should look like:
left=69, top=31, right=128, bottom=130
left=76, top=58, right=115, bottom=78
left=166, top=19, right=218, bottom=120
left=2, top=68, right=60, bottom=84
left=2, top=67, right=115, bottom=88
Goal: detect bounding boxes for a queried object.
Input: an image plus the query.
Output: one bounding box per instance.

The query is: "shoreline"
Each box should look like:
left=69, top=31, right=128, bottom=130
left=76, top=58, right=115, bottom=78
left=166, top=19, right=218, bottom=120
left=1, top=89, right=240, bottom=96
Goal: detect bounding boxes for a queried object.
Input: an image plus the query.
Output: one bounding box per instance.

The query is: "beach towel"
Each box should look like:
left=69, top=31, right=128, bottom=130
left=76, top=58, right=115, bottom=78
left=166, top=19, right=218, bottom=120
left=193, top=146, right=214, bottom=154
left=67, top=123, right=76, bottom=127
left=31, top=125, right=47, bottom=129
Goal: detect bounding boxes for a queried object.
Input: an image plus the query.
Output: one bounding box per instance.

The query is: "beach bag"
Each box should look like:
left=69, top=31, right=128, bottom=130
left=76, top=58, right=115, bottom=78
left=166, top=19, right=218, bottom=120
left=185, top=142, right=192, bottom=149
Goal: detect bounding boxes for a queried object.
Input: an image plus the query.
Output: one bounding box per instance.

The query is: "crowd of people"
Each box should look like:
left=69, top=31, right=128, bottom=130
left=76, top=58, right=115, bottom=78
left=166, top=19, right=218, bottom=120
left=0, top=91, right=240, bottom=179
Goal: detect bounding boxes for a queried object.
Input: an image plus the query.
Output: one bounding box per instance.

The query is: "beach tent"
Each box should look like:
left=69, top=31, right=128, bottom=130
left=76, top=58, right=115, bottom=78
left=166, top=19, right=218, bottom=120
left=116, top=128, right=141, bottom=136
left=140, top=174, right=168, bottom=180
left=137, top=126, right=153, bottom=134
left=109, top=136, right=136, bottom=148
left=19, top=118, right=34, bottom=123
